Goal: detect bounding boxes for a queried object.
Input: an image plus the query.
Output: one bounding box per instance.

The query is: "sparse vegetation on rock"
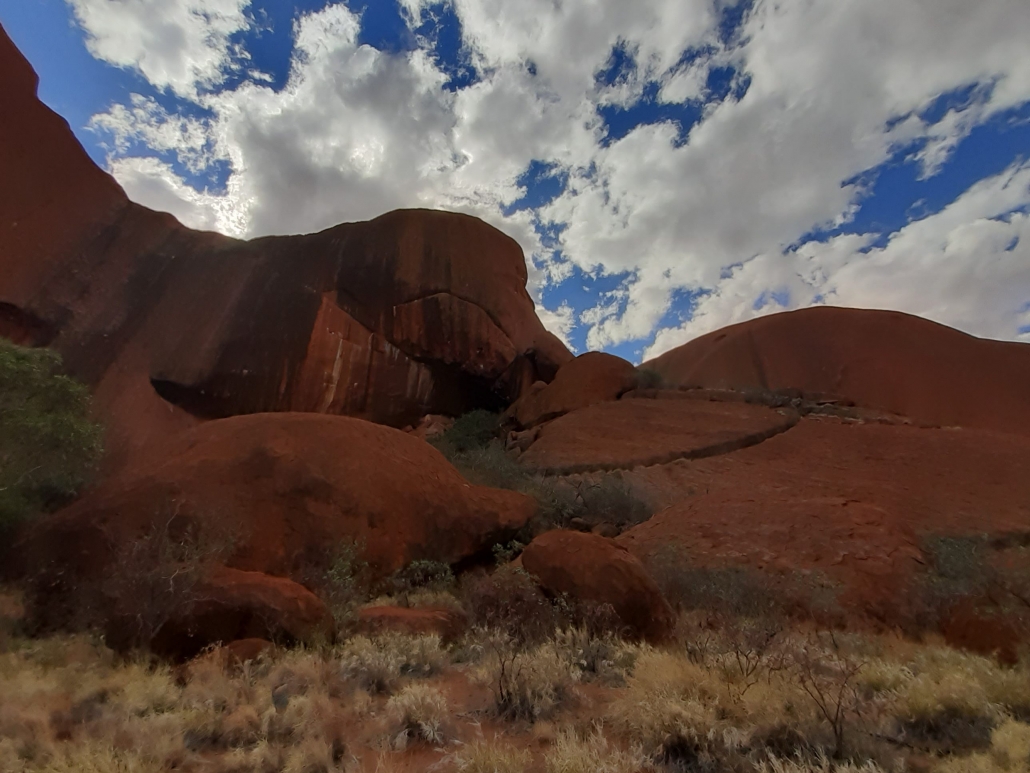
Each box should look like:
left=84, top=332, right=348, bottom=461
left=0, top=340, right=102, bottom=533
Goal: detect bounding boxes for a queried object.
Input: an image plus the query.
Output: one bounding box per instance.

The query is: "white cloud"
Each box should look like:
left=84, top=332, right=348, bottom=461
left=645, top=162, right=1030, bottom=358
left=535, top=302, right=577, bottom=352
left=68, top=0, right=253, bottom=98
left=79, top=0, right=1030, bottom=352
left=110, top=156, right=247, bottom=236
left=89, top=94, right=220, bottom=172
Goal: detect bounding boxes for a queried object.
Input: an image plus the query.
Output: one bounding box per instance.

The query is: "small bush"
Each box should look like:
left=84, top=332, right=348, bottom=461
left=461, top=566, right=564, bottom=647
left=452, top=739, right=532, bottom=773
left=431, top=409, right=500, bottom=456
left=317, top=540, right=371, bottom=630
left=385, top=684, right=449, bottom=748
left=634, top=367, right=665, bottom=390
left=573, top=475, right=654, bottom=530
left=648, top=546, right=783, bottom=617
left=0, top=340, right=103, bottom=532
left=433, top=413, right=655, bottom=534
left=552, top=626, right=638, bottom=686
left=544, top=727, right=649, bottom=773
left=383, top=559, right=455, bottom=604
left=476, top=631, right=579, bottom=721
left=337, top=634, right=447, bottom=694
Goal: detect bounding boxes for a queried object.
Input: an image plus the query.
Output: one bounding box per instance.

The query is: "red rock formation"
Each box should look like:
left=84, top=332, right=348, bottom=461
left=504, top=350, right=638, bottom=430
left=145, top=567, right=333, bottom=661
left=508, top=351, right=637, bottom=428
left=520, top=530, right=675, bottom=642
left=617, top=417, right=1030, bottom=625
left=0, top=25, right=571, bottom=468
left=16, top=413, right=536, bottom=603
left=519, top=394, right=798, bottom=474
left=645, top=307, right=1030, bottom=436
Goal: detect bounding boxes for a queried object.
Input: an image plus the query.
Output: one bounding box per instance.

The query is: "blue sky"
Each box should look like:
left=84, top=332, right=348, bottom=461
left=3, top=0, right=1029, bottom=360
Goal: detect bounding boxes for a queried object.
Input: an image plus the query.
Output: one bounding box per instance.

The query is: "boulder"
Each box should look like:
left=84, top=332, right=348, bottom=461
left=147, top=567, right=332, bottom=661
left=520, top=530, right=674, bottom=642
left=941, top=602, right=1022, bottom=666
left=224, top=638, right=277, bottom=667
left=16, top=413, right=536, bottom=616
left=644, top=306, right=1030, bottom=437
left=510, top=352, right=637, bottom=428
left=0, top=26, right=572, bottom=468
left=356, top=606, right=467, bottom=643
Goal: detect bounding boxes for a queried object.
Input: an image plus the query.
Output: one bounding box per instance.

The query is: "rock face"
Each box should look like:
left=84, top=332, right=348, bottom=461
left=645, top=306, right=1030, bottom=436
left=146, top=567, right=333, bottom=661
left=508, top=352, right=637, bottom=428
left=617, top=417, right=1030, bottom=624
left=519, top=393, right=798, bottom=474
left=0, top=25, right=571, bottom=468
left=521, top=530, right=674, bottom=642
left=17, top=413, right=536, bottom=601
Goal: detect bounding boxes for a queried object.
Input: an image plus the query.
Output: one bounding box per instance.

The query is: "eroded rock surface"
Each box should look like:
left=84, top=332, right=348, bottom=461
left=0, top=25, right=571, bottom=468
left=618, top=417, right=1030, bottom=625
left=519, top=395, right=798, bottom=474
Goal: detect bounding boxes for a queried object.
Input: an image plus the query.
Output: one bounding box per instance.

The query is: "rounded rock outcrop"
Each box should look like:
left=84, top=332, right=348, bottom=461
left=17, top=413, right=536, bottom=617
left=520, top=530, right=674, bottom=642
left=508, top=351, right=637, bottom=429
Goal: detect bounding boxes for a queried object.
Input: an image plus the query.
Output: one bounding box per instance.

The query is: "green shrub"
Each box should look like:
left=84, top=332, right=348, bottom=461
left=431, top=409, right=500, bottom=456
left=635, top=367, right=665, bottom=390
left=320, top=540, right=371, bottom=629
left=575, top=475, right=653, bottom=529
left=0, top=340, right=103, bottom=531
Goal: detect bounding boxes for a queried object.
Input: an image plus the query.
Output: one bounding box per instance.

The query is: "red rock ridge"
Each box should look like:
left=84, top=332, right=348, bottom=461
left=645, top=306, right=1030, bottom=436
left=0, top=24, right=571, bottom=468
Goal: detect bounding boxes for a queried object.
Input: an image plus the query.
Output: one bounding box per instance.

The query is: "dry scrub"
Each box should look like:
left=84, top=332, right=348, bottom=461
left=1, top=580, right=1028, bottom=773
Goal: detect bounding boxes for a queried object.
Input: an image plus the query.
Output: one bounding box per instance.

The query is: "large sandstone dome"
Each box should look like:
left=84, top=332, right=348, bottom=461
left=0, top=24, right=570, bottom=469
left=645, top=306, right=1030, bottom=436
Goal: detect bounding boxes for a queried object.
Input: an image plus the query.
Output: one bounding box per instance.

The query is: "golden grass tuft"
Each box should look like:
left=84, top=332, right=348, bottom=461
left=452, top=738, right=534, bottom=773
left=385, top=683, right=449, bottom=748
left=543, top=727, right=650, bottom=773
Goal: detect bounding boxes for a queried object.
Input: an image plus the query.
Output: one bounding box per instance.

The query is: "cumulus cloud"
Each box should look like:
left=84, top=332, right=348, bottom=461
left=646, top=162, right=1030, bottom=357
left=68, top=0, right=253, bottom=98
left=75, top=0, right=1030, bottom=353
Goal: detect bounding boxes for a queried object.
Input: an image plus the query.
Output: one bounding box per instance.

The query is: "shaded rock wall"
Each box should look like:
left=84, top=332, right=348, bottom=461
left=0, top=25, right=570, bottom=468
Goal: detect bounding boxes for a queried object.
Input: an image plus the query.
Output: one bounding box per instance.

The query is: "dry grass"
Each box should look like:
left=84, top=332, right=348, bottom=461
left=0, top=595, right=1026, bottom=773
left=935, top=720, right=1030, bottom=772
left=452, top=738, right=533, bottom=773
left=473, top=634, right=580, bottom=721
left=543, top=727, right=650, bottom=773
left=384, top=683, right=449, bottom=748
left=336, top=633, right=448, bottom=693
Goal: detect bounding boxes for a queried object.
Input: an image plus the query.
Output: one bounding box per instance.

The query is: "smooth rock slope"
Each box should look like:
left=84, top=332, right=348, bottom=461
left=645, top=306, right=1030, bottom=436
